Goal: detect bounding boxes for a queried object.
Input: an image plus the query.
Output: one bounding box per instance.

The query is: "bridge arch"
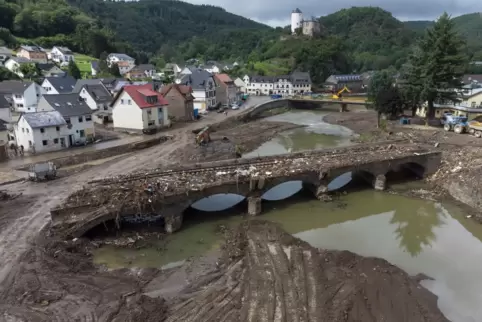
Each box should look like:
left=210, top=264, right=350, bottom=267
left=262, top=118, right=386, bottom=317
left=385, top=161, right=426, bottom=184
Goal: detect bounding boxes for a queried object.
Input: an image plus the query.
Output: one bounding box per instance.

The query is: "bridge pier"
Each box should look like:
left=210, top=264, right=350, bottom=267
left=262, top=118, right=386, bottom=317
left=247, top=197, right=262, bottom=216
left=339, top=103, right=347, bottom=112
left=165, top=213, right=183, bottom=233
left=374, top=174, right=386, bottom=191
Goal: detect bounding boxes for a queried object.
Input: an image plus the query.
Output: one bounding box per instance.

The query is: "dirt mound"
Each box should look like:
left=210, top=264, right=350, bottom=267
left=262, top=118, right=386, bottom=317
left=167, top=221, right=449, bottom=322
left=0, top=235, right=165, bottom=322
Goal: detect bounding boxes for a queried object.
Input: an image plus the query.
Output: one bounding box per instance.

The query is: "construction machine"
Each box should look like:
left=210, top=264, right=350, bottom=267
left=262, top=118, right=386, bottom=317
left=195, top=126, right=211, bottom=145
left=332, top=86, right=351, bottom=100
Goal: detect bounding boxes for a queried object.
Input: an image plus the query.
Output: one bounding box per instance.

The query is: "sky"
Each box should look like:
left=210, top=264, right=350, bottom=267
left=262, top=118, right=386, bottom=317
left=183, top=0, right=482, bottom=27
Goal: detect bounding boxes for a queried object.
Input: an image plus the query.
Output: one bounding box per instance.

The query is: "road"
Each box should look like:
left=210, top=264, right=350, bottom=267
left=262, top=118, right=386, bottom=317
left=0, top=96, right=270, bottom=284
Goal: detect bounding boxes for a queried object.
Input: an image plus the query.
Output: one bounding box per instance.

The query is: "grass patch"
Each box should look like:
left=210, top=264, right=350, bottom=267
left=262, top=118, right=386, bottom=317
left=254, top=59, right=290, bottom=76
left=74, top=53, right=96, bottom=74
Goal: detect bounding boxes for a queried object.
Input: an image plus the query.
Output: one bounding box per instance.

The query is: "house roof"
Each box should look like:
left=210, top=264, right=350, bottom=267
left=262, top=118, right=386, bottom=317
left=112, top=80, right=148, bottom=92
left=131, top=64, right=156, bottom=72
left=44, top=75, right=77, bottom=93
left=7, top=57, right=32, bottom=64
left=326, top=74, right=363, bottom=83
left=290, top=71, right=311, bottom=85
left=72, top=79, right=105, bottom=93
left=82, top=84, right=112, bottom=103
left=37, top=63, right=57, bottom=71
left=19, top=45, right=45, bottom=53
left=463, top=74, right=482, bottom=84
left=0, top=47, right=13, bottom=55
left=0, top=95, right=10, bottom=109
left=160, top=84, right=194, bottom=101
left=42, top=93, right=92, bottom=117
left=292, top=8, right=302, bottom=13
left=0, top=81, right=33, bottom=94
left=112, top=84, right=168, bottom=109
left=54, top=46, right=73, bottom=55
left=108, top=53, right=134, bottom=61
left=215, top=73, right=234, bottom=84
left=179, top=69, right=214, bottom=90
left=0, top=119, right=8, bottom=131
left=22, top=111, right=66, bottom=128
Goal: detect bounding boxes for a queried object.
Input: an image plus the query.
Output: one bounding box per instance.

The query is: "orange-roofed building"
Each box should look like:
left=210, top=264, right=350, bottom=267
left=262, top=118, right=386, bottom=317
left=214, top=73, right=237, bottom=106
left=111, top=84, right=170, bottom=133
left=159, top=84, right=195, bottom=121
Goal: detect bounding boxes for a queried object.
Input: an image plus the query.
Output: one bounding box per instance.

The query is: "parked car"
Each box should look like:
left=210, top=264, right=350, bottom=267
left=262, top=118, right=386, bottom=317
left=231, top=104, right=239, bottom=110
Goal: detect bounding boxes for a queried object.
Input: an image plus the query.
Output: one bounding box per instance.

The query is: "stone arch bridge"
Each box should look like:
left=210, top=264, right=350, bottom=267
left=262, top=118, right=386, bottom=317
left=50, top=143, right=441, bottom=239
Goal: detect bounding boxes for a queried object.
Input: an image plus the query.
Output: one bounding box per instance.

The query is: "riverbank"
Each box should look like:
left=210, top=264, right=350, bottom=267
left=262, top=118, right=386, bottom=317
left=323, top=110, right=482, bottom=223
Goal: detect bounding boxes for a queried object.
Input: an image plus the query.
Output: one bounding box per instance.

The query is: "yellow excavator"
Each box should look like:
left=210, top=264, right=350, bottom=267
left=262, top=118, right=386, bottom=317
left=332, top=86, right=351, bottom=100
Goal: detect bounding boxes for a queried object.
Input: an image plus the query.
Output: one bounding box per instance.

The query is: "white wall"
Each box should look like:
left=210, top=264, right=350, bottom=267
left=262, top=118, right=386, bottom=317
left=41, top=79, right=59, bottom=95
left=80, top=88, right=98, bottom=111
left=192, top=90, right=208, bottom=113
left=15, top=117, right=69, bottom=153
left=4, top=60, right=22, bottom=77
left=112, top=91, right=144, bottom=130
left=141, top=106, right=170, bottom=129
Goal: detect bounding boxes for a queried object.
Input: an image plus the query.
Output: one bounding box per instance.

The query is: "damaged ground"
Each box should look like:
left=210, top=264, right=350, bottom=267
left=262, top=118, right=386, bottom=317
left=0, top=221, right=449, bottom=321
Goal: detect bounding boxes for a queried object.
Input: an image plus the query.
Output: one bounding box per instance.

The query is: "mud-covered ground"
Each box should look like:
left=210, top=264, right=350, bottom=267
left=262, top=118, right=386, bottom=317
left=0, top=221, right=449, bottom=322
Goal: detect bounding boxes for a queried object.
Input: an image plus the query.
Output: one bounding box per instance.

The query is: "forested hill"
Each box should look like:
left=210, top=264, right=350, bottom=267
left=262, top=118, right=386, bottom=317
left=66, top=0, right=269, bottom=52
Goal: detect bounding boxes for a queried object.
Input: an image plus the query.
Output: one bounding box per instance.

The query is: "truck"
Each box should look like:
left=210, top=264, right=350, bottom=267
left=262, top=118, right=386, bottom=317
left=28, top=162, right=57, bottom=181
left=468, top=116, right=482, bottom=138
left=441, top=113, right=468, bottom=134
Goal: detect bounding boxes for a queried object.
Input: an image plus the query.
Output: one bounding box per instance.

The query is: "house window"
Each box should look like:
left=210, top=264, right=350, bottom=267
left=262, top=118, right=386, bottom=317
left=28, top=140, right=32, bottom=147
left=121, top=99, right=125, bottom=104
left=78, top=116, right=83, bottom=122
left=103, top=105, right=108, bottom=111
left=15, top=95, right=21, bottom=99
left=56, top=126, right=60, bottom=131
left=42, top=140, right=48, bottom=146
left=65, top=117, right=71, bottom=124
left=86, top=115, right=92, bottom=121
left=26, top=128, right=29, bottom=133
left=40, top=128, right=44, bottom=133
left=148, top=120, right=155, bottom=126
left=22, top=128, right=25, bottom=133
left=79, top=130, right=85, bottom=137
left=17, top=104, right=24, bottom=107
left=53, top=138, right=59, bottom=144
left=128, top=99, right=132, bottom=105
left=147, top=110, right=152, bottom=115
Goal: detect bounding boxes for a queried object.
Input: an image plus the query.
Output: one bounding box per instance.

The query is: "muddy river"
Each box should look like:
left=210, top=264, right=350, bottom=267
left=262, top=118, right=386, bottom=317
left=93, top=111, right=482, bottom=322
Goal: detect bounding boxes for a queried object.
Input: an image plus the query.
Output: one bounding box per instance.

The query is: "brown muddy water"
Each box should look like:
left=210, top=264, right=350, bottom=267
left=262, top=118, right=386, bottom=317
left=92, top=111, right=482, bottom=322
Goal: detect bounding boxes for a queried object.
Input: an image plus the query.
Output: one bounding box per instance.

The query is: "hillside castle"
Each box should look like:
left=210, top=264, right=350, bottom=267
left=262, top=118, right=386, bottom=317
left=290, top=8, right=321, bottom=37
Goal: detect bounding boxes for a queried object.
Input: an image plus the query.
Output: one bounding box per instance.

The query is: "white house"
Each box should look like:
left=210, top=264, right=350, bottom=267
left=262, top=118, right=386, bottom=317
left=204, top=64, right=221, bottom=74
left=178, top=68, right=217, bottom=114
left=234, top=78, right=247, bottom=93
left=41, top=75, right=77, bottom=94
left=79, top=84, right=113, bottom=124
left=0, top=80, right=45, bottom=113
left=37, top=93, right=95, bottom=145
left=111, top=84, right=170, bottom=132
left=4, top=57, right=33, bottom=77
left=165, top=63, right=182, bottom=75
left=14, top=111, right=69, bottom=153
left=243, top=71, right=312, bottom=96
left=50, top=46, right=75, bottom=64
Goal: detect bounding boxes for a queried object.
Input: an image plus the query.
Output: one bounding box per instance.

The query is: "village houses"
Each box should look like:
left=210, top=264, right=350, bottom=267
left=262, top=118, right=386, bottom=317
left=0, top=47, right=14, bottom=65
left=4, top=57, right=33, bottom=78
left=178, top=68, right=217, bottom=114
left=14, top=111, right=68, bottom=153
left=107, top=53, right=135, bottom=75
left=37, top=93, right=95, bottom=146
left=16, top=45, right=48, bottom=63
left=159, top=84, right=195, bottom=121
left=50, top=46, right=75, bottom=64
left=78, top=83, right=113, bottom=124
left=126, top=64, right=157, bottom=79
left=111, top=84, right=170, bottom=133
left=243, top=71, right=312, bottom=96
left=41, top=75, right=77, bottom=94
left=214, top=74, right=237, bottom=106
left=324, top=74, right=365, bottom=92
left=0, top=80, right=45, bottom=113
left=234, top=77, right=247, bottom=93
left=37, top=63, right=65, bottom=77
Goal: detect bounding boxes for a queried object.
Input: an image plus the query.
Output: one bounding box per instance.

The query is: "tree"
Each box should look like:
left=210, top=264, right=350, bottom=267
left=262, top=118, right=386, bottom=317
left=109, top=63, right=121, bottom=77
left=368, top=71, right=403, bottom=127
left=67, top=60, right=81, bottom=79
left=0, top=67, right=20, bottom=81
left=404, top=13, right=468, bottom=119
left=19, top=63, right=40, bottom=80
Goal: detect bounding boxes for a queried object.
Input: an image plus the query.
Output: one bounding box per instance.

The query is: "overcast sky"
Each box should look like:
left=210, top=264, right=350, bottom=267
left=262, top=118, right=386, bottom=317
left=183, top=0, right=482, bottom=27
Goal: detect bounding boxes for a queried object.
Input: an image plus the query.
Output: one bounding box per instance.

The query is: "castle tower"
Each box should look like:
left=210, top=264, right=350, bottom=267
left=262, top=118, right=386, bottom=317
left=291, top=8, right=303, bottom=34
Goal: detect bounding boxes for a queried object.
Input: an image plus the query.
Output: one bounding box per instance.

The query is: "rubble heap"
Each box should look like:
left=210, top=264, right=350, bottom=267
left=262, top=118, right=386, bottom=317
left=166, top=221, right=449, bottom=322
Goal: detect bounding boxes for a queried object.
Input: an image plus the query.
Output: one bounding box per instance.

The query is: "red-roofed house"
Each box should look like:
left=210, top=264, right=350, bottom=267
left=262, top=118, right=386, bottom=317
left=159, top=84, right=195, bottom=121
left=111, top=84, right=170, bottom=133
left=214, top=74, right=237, bottom=106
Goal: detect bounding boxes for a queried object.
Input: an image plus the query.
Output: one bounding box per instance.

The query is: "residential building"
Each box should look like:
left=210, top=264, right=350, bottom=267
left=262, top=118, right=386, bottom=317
left=165, top=63, right=182, bottom=76
left=37, top=63, right=65, bottom=77
left=127, top=64, right=156, bottom=79
left=0, top=80, right=45, bottom=113
left=107, top=53, right=135, bottom=74
left=4, top=57, right=33, bottom=77
left=214, top=74, right=237, bottom=106
left=14, top=111, right=68, bottom=153
left=0, top=95, right=11, bottom=123
left=243, top=71, right=312, bottom=96
left=79, top=84, right=113, bottom=124
left=0, top=96, right=13, bottom=145
left=416, top=89, right=482, bottom=120
left=178, top=69, right=217, bottom=113
left=462, top=74, right=482, bottom=86
left=111, top=84, right=170, bottom=132
left=234, top=77, right=247, bottom=93
left=37, top=93, right=95, bottom=145
left=203, top=63, right=221, bottom=74
left=0, top=47, right=14, bottom=65
left=50, top=46, right=74, bottom=64
left=16, top=45, right=48, bottom=63
left=325, top=74, right=364, bottom=92
left=180, top=66, right=194, bottom=76
left=159, top=84, right=194, bottom=121
left=111, top=80, right=148, bottom=95
left=41, top=75, right=77, bottom=94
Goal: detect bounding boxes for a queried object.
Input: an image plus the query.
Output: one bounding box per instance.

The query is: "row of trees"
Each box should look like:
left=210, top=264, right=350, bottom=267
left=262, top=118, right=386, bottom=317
left=368, top=13, right=469, bottom=124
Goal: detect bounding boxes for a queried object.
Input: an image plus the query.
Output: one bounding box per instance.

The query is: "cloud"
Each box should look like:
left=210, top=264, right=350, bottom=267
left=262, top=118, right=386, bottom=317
left=183, top=0, right=482, bottom=26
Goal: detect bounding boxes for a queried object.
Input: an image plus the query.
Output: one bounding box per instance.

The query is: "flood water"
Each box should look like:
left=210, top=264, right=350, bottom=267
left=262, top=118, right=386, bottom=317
left=92, top=110, right=482, bottom=321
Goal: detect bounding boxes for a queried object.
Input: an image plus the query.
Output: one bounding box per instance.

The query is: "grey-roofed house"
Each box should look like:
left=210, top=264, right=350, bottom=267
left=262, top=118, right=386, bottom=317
left=79, top=84, right=113, bottom=124
left=41, top=75, right=77, bottom=94
left=178, top=68, right=217, bottom=113
left=15, top=110, right=69, bottom=153
left=51, top=46, right=74, bottom=64
left=37, top=93, right=95, bottom=145
left=37, top=63, right=65, bottom=77
left=127, top=64, right=157, bottom=79
left=0, top=95, right=13, bottom=144
left=0, top=80, right=45, bottom=113
left=3, top=57, right=33, bottom=77
left=0, top=47, right=14, bottom=65
left=325, top=74, right=364, bottom=92
left=17, top=45, right=47, bottom=63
